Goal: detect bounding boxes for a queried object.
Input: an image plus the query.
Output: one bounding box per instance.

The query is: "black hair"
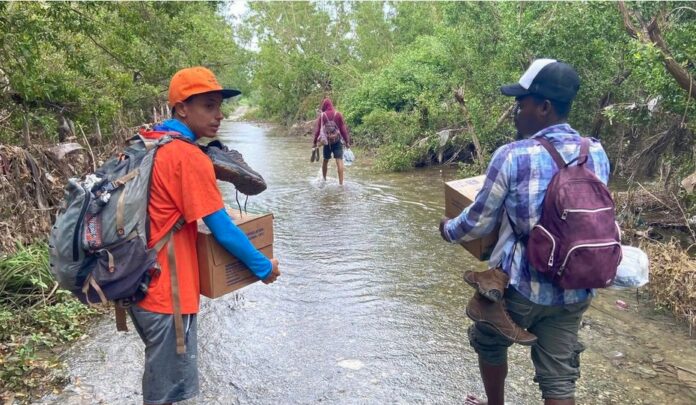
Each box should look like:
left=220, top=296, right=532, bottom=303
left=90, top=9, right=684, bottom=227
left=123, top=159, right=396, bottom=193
left=530, top=95, right=572, bottom=119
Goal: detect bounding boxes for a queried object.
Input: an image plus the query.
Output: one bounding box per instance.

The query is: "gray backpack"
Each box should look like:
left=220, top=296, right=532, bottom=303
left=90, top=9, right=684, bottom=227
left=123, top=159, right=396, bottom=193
left=49, top=132, right=188, bottom=351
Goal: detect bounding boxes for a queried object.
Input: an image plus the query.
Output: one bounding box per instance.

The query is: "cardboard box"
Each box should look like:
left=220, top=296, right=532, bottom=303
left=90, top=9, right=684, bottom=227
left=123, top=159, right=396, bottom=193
left=197, top=212, right=274, bottom=298
left=444, top=175, right=499, bottom=261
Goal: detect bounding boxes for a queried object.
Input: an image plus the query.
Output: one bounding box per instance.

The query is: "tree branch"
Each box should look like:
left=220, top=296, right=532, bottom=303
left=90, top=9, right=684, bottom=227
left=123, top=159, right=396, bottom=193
left=618, top=1, right=696, bottom=98
left=646, top=17, right=696, bottom=98
left=617, top=1, right=640, bottom=39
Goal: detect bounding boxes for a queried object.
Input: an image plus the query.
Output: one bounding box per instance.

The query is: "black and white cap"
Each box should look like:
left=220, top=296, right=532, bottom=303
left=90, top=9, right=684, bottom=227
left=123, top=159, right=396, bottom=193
left=500, top=59, right=580, bottom=102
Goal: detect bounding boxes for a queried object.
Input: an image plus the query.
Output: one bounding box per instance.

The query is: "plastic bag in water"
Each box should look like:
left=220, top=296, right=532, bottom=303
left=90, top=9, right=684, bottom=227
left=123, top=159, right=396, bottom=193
left=343, top=148, right=355, bottom=166
left=611, top=245, right=649, bottom=289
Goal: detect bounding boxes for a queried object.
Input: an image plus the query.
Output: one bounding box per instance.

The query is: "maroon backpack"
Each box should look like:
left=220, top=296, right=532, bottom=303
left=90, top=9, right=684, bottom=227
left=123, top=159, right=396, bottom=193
left=320, top=112, right=342, bottom=145
left=527, top=137, right=622, bottom=289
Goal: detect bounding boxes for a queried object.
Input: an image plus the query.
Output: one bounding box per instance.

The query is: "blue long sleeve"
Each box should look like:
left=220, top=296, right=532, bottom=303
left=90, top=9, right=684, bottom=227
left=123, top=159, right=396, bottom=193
left=203, top=208, right=273, bottom=280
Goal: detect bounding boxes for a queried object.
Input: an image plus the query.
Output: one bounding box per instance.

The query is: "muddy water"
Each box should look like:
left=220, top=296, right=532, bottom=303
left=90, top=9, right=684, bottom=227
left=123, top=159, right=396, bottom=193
left=41, top=121, right=696, bottom=404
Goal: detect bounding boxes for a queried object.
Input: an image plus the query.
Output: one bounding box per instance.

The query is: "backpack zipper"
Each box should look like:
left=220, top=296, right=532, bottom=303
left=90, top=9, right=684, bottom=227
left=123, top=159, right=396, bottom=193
left=558, top=241, right=621, bottom=275
left=73, top=189, right=91, bottom=262
left=561, top=206, right=612, bottom=220
left=534, top=225, right=556, bottom=266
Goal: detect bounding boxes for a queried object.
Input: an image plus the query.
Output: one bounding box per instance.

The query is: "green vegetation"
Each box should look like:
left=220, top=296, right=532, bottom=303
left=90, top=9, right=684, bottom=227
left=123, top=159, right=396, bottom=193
left=0, top=243, right=99, bottom=399
left=0, top=2, right=249, bottom=146
left=242, top=2, right=695, bottom=179
left=3, top=2, right=693, bottom=179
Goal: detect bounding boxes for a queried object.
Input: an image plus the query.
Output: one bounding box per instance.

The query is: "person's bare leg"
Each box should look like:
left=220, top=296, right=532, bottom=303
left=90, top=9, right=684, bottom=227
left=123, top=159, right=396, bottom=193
left=322, top=158, right=329, bottom=180
left=336, top=158, right=345, bottom=185
left=465, top=359, right=508, bottom=405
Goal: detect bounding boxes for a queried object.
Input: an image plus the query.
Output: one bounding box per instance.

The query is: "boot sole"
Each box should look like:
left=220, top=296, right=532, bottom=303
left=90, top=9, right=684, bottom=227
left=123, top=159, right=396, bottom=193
left=207, top=148, right=267, bottom=195
left=466, top=306, right=538, bottom=346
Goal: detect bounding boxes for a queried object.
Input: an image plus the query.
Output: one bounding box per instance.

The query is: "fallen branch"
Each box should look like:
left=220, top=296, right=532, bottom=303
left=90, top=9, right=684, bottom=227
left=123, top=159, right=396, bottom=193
left=636, top=182, right=671, bottom=210
left=494, top=104, right=515, bottom=130
left=671, top=191, right=696, bottom=242
left=77, top=123, right=97, bottom=172
left=454, top=87, right=485, bottom=166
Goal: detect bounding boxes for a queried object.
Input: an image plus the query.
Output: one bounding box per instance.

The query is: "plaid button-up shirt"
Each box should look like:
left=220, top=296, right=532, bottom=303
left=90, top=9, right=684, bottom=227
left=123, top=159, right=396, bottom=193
left=444, top=123, right=611, bottom=306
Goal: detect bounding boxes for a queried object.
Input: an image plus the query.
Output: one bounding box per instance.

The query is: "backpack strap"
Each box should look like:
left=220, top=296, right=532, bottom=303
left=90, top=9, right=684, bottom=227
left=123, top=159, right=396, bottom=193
left=535, top=137, right=567, bottom=168
left=114, top=169, right=141, bottom=236
left=577, top=137, right=590, bottom=166
left=146, top=131, right=191, bottom=353
left=536, top=136, right=591, bottom=168
left=82, top=274, right=108, bottom=305
left=115, top=305, right=128, bottom=332
left=153, top=217, right=188, bottom=354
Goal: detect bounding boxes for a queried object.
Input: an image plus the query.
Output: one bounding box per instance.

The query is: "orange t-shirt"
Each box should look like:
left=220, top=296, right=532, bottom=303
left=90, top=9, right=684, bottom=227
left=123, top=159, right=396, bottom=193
left=138, top=139, right=224, bottom=314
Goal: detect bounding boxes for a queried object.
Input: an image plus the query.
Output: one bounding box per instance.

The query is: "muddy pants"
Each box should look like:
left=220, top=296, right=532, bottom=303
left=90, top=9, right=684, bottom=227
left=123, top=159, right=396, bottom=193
left=468, top=288, right=590, bottom=400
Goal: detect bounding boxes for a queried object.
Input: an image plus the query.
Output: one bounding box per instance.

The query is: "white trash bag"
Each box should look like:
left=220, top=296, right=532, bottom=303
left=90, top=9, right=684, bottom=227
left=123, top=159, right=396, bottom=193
left=611, top=245, right=650, bottom=289
left=343, top=148, right=355, bottom=166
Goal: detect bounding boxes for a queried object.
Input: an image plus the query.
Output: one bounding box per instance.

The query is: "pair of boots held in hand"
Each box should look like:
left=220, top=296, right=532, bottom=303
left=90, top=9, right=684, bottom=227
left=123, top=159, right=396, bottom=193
left=464, top=268, right=537, bottom=345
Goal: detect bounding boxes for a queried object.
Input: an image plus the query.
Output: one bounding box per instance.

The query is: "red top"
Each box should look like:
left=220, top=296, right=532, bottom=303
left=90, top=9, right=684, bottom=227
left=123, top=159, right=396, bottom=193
left=313, top=98, right=350, bottom=146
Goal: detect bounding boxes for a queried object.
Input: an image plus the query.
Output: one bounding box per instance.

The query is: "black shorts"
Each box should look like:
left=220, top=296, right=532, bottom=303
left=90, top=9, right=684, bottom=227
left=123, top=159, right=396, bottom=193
left=323, top=142, right=343, bottom=160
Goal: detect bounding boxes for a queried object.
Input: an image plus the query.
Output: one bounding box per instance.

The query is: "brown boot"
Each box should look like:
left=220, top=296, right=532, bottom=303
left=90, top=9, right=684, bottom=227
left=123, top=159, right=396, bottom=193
left=466, top=292, right=537, bottom=346
left=464, top=268, right=508, bottom=302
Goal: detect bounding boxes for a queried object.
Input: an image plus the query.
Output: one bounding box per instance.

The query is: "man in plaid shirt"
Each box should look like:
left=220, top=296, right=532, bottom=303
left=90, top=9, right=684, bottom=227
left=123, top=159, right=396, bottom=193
left=440, top=59, right=611, bottom=405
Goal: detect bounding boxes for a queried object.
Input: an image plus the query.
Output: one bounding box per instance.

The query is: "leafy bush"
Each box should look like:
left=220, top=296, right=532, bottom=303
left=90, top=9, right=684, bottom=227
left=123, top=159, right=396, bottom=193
left=355, top=109, right=420, bottom=148
left=375, top=143, right=425, bottom=172
left=0, top=243, right=99, bottom=397
left=0, top=242, right=54, bottom=307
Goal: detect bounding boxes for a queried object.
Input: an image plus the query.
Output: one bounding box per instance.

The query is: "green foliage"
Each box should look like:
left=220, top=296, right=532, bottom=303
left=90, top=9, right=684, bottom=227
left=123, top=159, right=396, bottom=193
left=457, top=161, right=489, bottom=179
left=374, top=143, right=423, bottom=172
left=0, top=299, right=98, bottom=394
left=0, top=242, right=53, bottom=307
left=2, top=2, right=694, bottom=178
left=0, top=243, right=99, bottom=396
left=357, top=109, right=420, bottom=148
left=244, top=1, right=695, bottom=178
left=0, top=2, right=249, bottom=145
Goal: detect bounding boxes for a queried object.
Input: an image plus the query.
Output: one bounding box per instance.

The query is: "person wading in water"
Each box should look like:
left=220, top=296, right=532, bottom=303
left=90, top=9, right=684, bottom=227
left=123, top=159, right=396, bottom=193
left=312, top=98, right=351, bottom=185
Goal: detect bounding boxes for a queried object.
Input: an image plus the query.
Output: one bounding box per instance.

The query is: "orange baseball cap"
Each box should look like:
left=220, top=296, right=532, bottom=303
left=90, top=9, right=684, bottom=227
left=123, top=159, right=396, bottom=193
left=168, top=66, right=240, bottom=107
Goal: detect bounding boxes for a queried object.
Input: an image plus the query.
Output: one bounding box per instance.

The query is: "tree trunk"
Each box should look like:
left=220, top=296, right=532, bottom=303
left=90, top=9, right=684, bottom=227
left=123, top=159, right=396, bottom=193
left=454, top=87, right=485, bottom=166
left=58, top=114, right=70, bottom=142
left=22, top=109, right=30, bottom=147
left=646, top=19, right=696, bottom=99
left=93, top=113, right=102, bottom=144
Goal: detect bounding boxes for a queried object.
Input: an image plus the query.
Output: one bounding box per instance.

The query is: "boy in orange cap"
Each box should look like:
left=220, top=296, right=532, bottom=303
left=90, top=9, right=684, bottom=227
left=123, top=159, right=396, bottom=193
left=130, top=66, right=280, bottom=405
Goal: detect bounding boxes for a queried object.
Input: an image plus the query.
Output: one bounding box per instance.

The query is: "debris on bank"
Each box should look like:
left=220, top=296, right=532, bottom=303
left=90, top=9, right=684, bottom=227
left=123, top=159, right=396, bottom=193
left=615, top=181, right=696, bottom=334
left=644, top=240, right=696, bottom=334
left=0, top=143, right=90, bottom=255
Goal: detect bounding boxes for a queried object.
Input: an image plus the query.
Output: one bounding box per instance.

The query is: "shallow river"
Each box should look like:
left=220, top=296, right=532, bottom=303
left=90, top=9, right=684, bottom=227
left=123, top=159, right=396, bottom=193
left=42, top=121, right=696, bottom=404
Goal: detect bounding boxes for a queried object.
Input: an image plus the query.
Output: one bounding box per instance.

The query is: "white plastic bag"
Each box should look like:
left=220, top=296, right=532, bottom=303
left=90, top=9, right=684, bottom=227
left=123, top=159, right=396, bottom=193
left=343, top=148, right=355, bottom=166
left=611, top=245, right=650, bottom=289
